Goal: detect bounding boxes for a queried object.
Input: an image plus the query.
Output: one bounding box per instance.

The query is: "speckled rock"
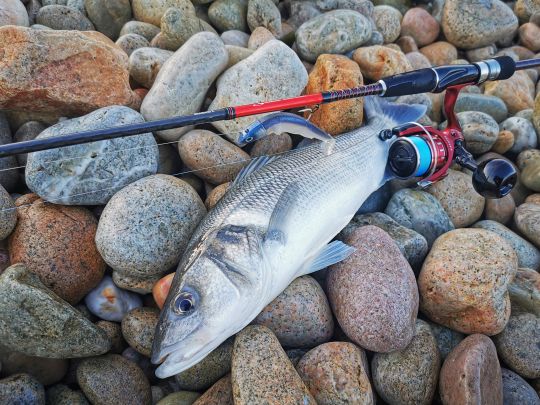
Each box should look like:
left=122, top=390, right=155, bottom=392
left=156, top=392, right=200, bottom=405
left=442, top=0, right=518, bottom=49
left=250, top=132, right=292, bottom=157
left=247, top=26, right=274, bottom=49
left=209, top=0, right=248, bottom=32
left=9, top=194, right=105, bottom=304
left=405, top=51, right=431, bottom=69
left=518, top=150, right=540, bottom=193
left=485, top=71, right=535, bottom=115
left=519, top=22, right=540, bottom=52
left=494, top=313, right=540, bottom=379
left=116, top=33, right=149, bottom=56
left=160, top=6, right=211, bottom=51
left=96, top=174, right=205, bottom=278
left=429, top=322, right=464, bottom=360
left=515, top=203, right=540, bottom=249
left=25, top=106, right=158, bottom=205
left=372, top=320, right=440, bottom=405
left=501, top=368, right=540, bottom=404
left=304, top=54, right=364, bottom=135
left=0, top=186, right=15, bottom=241
left=419, top=229, right=517, bottom=335
left=252, top=276, right=334, bottom=348
left=247, top=0, right=281, bottom=36
left=121, top=307, right=159, bottom=357
left=205, top=182, right=231, bottom=210
left=439, top=334, right=503, bottom=404
left=288, top=0, right=321, bottom=28
left=0, top=350, right=68, bottom=385
left=473, top=220, right=540, bottom=270
left=85, top=0, right=132, bottom=39
left=46, top=384, right=89, bottom=405
left=515, top=0, right=540, bottom=22
left=295, top=10, right=372, bottom=63
left=209, top=39, right=308, bottom=143
left=113, top=272, right=160, bottom=294
left=129, top=47, right=172, bottom=89
left=85, top=275, right=142, bottom=322
left=500, top=116, right=538, bottom=154
left=455, top=93, right=509, bottom=123
left=508, top=268, right=540, bottom=315
left=119, top=21, right=160, bottom=41
left=372, top=5, right=401, bottom=44
left=175, top=338, right=233, bottom=391
left=0, top=374, right=45, bottom=405
left=231, top=325, right=316, bottom=404
left=0, top=0, right=30, bottom=26
left=193, top=375, right=233, bottom=405
left=96, top=320, right=126, bottom=354
left=400, top=7, right=439, bottom=47
left=221, top=29, right=250, bottom=46
left=385, top=188, right=454, bottom=247
left=36, top=5, right=94, bottom=30
left=132, top=0, right=190, bottom=25
left=141, top=32, right=228, bottom=141
left=353, top=45, right=412, bottom=81
left=13, top=121, right=46, bottom=166
left=484, top=194, right=515, bottom=225
left=296, top=342, right=374, bottom=405
left=327, top=226, right=418, bottom=352
left=419, top=41, right=458, bottom=65
left=0, top=264, right=111, bottom=357
left=77, top=354, right=152, bottom=405
left=492, top=130, right=515, bottom=154
left=526, top=194, right=540, bottom=205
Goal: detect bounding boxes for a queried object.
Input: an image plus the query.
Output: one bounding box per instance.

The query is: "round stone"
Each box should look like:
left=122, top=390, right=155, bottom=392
left=485, top=71, right=535, bottom=115
left=372, top=5, right=401, bottom=44
left=500, top=117, right=538, bottom=154
left=209, top=0, right=248, bottom=32
left=448, top=111, right=499, bottom=154
left=519, top=22, right=540, bottom=52
left=121, top=307, right=159, bottom=357
left=119, top=21, right=161, bottom=41
left=519, top=150, right=540, bottom=192
left=0, top=374, right=45, bottom=405
left=247, top=0, right=281, bottom=36
left=515, top=203, right=540, bottom=249
left=405, top=51, right=432, bottom=69
left=419, top=41, right=457, bottom=65
left=0, top=0, right=30, bottom=26
left=84, top=0, right=132, bottom=39
left=85, top=275, right=142, bottom=322
left=401, top=7, right=440, bottom=47
left=160, top=6, right=208, bottom=51
left=352, top=45, right=412, bottom=81
left=115, top=33, right=149, bottom=56
left=36, top=5, right=95, bottom=30
left=484, top=194, right=515, bottom=225
left=157, top=392, right=201, bottom=404
left=250, top=132, right=292, bottom=158
left=0, top=185, right=15, bottom=240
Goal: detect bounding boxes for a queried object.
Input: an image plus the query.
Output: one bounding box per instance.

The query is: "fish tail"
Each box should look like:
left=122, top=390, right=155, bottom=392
left=364, top=96, right=427, bottom=127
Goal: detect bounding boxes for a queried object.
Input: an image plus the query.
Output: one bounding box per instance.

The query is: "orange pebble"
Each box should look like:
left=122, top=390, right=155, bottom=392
left=153, top=273, right=174, bottom=309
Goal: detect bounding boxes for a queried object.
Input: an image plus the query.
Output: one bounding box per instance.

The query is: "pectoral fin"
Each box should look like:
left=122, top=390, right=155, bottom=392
left=300, top=240, right=355, bottom=275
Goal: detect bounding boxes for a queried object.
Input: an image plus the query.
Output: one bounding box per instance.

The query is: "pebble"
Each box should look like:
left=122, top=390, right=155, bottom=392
left=0, top=0, right=30, bottom=26
left=372, top=320, right=440, bottom=405
left=0, top=114, right=22, bottom=191
left=400, top=7, right=439, bottom=47
left=0, top=350, right=68, bottom=385
left=428, top=322, right=464, bottom=360
left=231, top=325, right=316, bottom=404
left=372, top=5, right=401, bottom=44
left=96, top=174, right=205, bottom=278
left=385, top=188, right=454, bottom=247
left=252, top=276, right=334, bottom=348
left=0, top=264, right=111, bottom=357
left=485, top=71, right=536, bottom=115
left=225, top=45, right=252, bottom=68
left=247, top=0, right=281, bottom=36
left=46, top=384, right=90, bottom=405
left=25, top=106, right=158, bottom=205
left=221, top=29, right=250, bottom=46
left=353, top=45, right=412, bottom=80
left=484, top=194, right=515, bottom=225
left=508, top=268, right=540, bottom=315
left=84, top=275, right=142, bottom=322
left=288, top=0, right=322, bottom=28
left=113, top=272, right=160, bottom=294
left=515, top=203, right=540, bottom=248
left=77, top=354, right=152, bottom=405
left=96, top=320, right=126, bottom=354
left=175, top=338, right=233, bottom=391
left=346, top=212, right=428, bottom=270
left=0, top=186, right=15, bottom=241
left=492, top=130, right=515, bottom=154
left=304, top=54, right=364, bottom=135
left=439, top=334, right=503, bottom=404
left=121, top=307, right=159, bottom=357
left=419, top=41, right=458, bottom=65
left=247, top=26, right=274, bottom=49
left=327, top=225, right=418, bottom=352
left=250, top=132, right=292, bottom=157
left=0, top=27, right=138, bottom=115
left=132, top=0, right=189, bottom=26
left=518, top=149, right=540, bottom=192
left=398, top=36, right=418, bottom=53
left=0, top=374, right=45, bottom=405
left=193, top=375, right=233, bottom=405
left=519, top=22, right=540, bottom=52
left=116, top=33, right=150, bottom=56
left=209, top=39, right=308, bottom=143
left=129, top=47, right=172, bottom=89
left=141, top=32, right=228, bottom=141
left=515, top=0, right=540, bottom=22
left=295, top=10, right=372, bottom=63
left=9, top=194, right=105, bottom=304
left=205, top=182, right=231, bottom=210
left=157, top=392, right=201, bottom=405
left=501, top=367, right=540, bottom=404
left=419, top=228, right=517, bottom=335
left=526, top=194, right=540, bottom=205
left=494, top=312, right=540, bottom=378
left=13, top=121, right=46, bottom=166
left=160, top=6, right=207, bottom=51
left=36, top=5, right=94, bottom=30
left=406, top=51, right=432, bottom=69
left=119, top=21, right=160, bottom=41
left=466, top=44, right=498, bottom=62
left=455, top=93, right=509, bottom=123
left=85, top=0, right=132, bottom=39
left=500, top=117, right=538, bottom=154
left=442, top=0, right=518, bottom=49
left=296, top=342, right=374, bottom=404
left=209, top=0, right=248, bottom=32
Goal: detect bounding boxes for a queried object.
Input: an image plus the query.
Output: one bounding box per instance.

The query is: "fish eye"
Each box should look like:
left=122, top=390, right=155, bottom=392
left=246, top=136, right=253, bottom=143
left=172, top=292, right=195, bottom=315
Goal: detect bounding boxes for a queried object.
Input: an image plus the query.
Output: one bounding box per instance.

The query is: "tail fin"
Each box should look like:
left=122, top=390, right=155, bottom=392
left=364, top=96, right=427, bottom=127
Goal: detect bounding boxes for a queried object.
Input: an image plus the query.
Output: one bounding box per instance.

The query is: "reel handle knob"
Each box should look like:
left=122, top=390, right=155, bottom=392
left=471, top=159, right=517, bottom=199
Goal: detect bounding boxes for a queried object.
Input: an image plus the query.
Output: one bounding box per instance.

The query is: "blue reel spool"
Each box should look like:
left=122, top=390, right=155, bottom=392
left=388, top=136, right=434, bottom=178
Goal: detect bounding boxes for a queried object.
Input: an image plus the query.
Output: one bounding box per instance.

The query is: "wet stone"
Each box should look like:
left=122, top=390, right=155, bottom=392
left=0, top=373, right=45, bottom=405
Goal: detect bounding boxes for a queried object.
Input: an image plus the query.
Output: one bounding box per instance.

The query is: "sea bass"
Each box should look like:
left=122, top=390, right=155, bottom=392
left=151, top=97, right=426, bottom=378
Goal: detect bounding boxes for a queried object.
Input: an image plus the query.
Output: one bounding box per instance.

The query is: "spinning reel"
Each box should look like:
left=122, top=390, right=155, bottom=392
left=381, top=85, right=517, bottom=199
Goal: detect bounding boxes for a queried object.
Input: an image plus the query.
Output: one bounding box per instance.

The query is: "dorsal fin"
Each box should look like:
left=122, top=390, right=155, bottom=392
left=233, top=155, right=277, bottom=186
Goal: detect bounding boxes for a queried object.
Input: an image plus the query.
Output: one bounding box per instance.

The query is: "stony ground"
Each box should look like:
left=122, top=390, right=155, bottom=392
left=0, top=0, right=539, bottom=404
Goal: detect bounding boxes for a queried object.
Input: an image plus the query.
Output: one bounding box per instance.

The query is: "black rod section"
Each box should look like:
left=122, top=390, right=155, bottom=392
left=516, top=58, right=540, bottom=70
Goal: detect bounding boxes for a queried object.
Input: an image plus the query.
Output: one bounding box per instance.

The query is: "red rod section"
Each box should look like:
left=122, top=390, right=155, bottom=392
left=234, top=93, right=324, bottom=117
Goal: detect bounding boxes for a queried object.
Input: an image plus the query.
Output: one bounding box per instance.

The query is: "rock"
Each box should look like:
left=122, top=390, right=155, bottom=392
left=515, top=203, right=540, bottom=248
left=46, top=384, right=89, bottom=404
left=519, top=22, right=540, bottom=52
left=160, top=6, right=209, bottom=51
left=535, top=93, right=540, bottom=138
left=372, top=320, right=440, bottom=405
left=439, top=334, right=503, bottom=404
left=398, top=36, right=419, bottom=53
left=119, top=21, right=160, bottom=41
left=112, top=272, right=160, bottom=294
left=484, top=194, right=515, bottom=225
left=0, top=350, right=68, bottom=385
left=296, top=342, right=374, bottom=404
left=526, top=194, right=540, bottom=205
left=205, top=182, right=231, bottom=210
left=157, top=392, right=201, bottom=405
left=347, top=212, right=428, bottom=270
left=442, top=0, right=518, bottom=49
left=492, top=130, right=515, bottom=154
left=518, top=149, right=540, bottom=192
left=0, top=117, right=18, bottom=194
left=400, top=7, right=439, bottom=47
left=177, top=130, right=250, bottom=184
left=288, top=1, right=322, bottom=28
left=209, top=39, right=308, bottom=143
left=327, top=226, right=418, bottom=352
left=455, top=93, right=508, bottom=123
left=116, top=33, right=149, bottom=56
left=85, top=276, right=142, bottom=322
left=221, top=30, right=249, bottom=46
left=429, top=322, right=464, bottom=360
left=96, top=320, right=126, bottom=354
left=426, top=169, right=485, bottom=228
left=372, top=5, right=401, bottom=44
left=0, top=374, right=45, bottom=405
left=141, top=32, right=228, bottom=141
left=502, top=368, right=540, bottom=404
left=357, top=182, right=392, bottom=214
left=209, top=0, right=248, bottom=32
left=303, top=54, right=364, bottom=135
left=13, top=121, right=46, bottom=166
left=406, top=51, right=431, bottom=69
left=419, top=228, right=517, bottom=335
left=252, top=276, right=334, bottom=348
left=36, top=5, right=94, bottom=30
left=494, top=313, right=540, bottom=378
left=132, top=0, right=189, bottom=26
left=175, top=339, right=233, bottom=391
left=385, top=188, right=454, bottom=247
left=500, top=116, right=538, bottom=154
left=121, top=347, right=153, bottom=382
left=193, top=375, right=233, bottom=405
left=84, top=0, right=132, bottom=39
left=0, top=264, right=111, bottom=357
left=419, top=41, right=458, bottom=65
left=96, top=174, right=205, bottom=278
left=157, top=144, right=182, bottom=175
left=473, top=220, right=540, bottom=270
left=352, top=45, right=411, bottom=81
left=129, top=47, right=172, bottom=89
left=247, top=26, right=274, bottom=49
left=247, top=0, right=281, bottom=36
left=0, top=0, right=30, bottom=26
left=466, top=45, right=498, bottom=62
left=295, top=10, right=372, bottom=63
left=250, top=132, right=292, bottom=157
left=0, top=186, right=15, bottom=241
left=121, top=307, right=159, bottom=357
left=508, top=268, right=540, bottom=315
left=152, top=273, right=174, bottom=309
left=485, top=71, right=535, bottom=115
left=25, top=107, right=158, bottom=205
left=0, top=27, right=138, bottom=114
left=77, top=354, right=152, bottom=405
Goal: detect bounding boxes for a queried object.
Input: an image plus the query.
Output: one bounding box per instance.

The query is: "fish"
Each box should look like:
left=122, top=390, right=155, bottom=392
left=151, top=97, right=426, bottom=378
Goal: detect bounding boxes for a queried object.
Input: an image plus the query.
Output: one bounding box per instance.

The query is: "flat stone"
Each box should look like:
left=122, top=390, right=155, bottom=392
left=84, top=0, right=132, bottom=39
left=121, top=307, right=159, bottom=357
left=0, top=374, right=45, bottom=405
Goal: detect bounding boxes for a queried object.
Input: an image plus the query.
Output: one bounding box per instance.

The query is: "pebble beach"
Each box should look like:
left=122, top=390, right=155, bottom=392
left=0, top=0, right=539, bottom=404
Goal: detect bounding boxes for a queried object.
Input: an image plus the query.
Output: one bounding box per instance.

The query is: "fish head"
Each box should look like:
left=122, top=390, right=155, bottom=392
left=151, top=224, right=269, bottom=378
left=238, top=120, right=266, bottom=145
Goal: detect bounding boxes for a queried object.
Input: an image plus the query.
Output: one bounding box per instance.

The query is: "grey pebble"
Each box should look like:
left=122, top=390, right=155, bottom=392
left=129, top=47, right=173, bottom=89
left=13, top=121, right=46, bottom=166
left=209, top=0, right=248, bottom=32
left=116, top=33, right=150, bottom=56
left=0, top=374, right=45, bottom=405
left=502, top=367, right=540, bottom=405
left=36, top=5, right=94, bottom=30
left=119, top=20, right=161, bottom=41
left=454, top=93, right=508, bottom=123
left=221, top=29, right=250, bottom=46
left=500, top=116, right=538, bottom=154
left=84, top=0, right=132, bottom=39
left=247, top=0, right=281, bottom=36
